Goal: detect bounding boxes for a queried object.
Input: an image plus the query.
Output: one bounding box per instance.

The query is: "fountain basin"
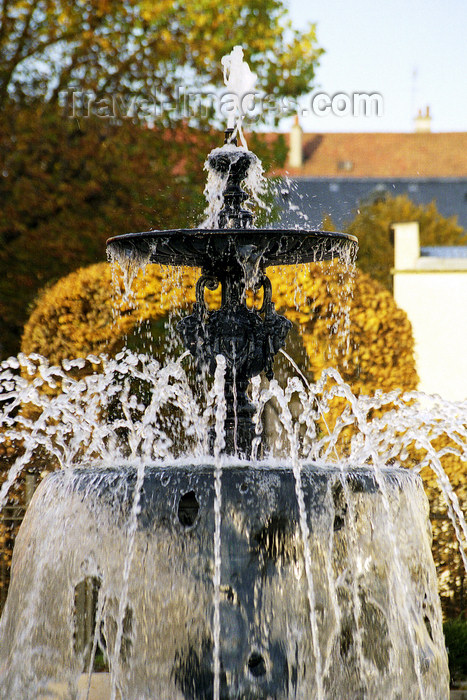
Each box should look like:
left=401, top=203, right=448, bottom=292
left=106, top=229, right=357, bottom=272
left=0, top=464, right=449, bottom=699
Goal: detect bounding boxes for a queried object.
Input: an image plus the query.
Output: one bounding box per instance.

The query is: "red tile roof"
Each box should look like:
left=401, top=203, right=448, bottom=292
left=273, top=132, right=467, bottom=178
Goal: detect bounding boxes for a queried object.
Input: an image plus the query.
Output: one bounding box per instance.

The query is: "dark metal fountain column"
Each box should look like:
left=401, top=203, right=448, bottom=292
left=177, top=131, right=292, bottom=457
left=106, top=134, right=357, bottom=459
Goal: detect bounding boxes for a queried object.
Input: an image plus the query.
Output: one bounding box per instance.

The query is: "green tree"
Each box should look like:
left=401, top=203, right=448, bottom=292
left=0, top=0, right=322, bottom=110
left=344, top=194, right=467, bottom=290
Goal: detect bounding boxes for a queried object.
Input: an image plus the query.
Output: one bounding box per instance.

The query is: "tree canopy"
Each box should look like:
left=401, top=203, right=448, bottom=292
left=0, top=110, right=209, bottom=356
left=0, top=0, right=322, bottom=358
left=0, top=0, right=323, bottom=110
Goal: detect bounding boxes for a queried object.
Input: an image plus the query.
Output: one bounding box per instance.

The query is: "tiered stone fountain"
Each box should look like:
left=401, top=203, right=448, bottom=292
left=0, top=48, right=449, bottom=700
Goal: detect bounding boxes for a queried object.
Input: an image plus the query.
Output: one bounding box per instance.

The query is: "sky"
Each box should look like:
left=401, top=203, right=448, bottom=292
left=282, top=0, right=467, bottom=133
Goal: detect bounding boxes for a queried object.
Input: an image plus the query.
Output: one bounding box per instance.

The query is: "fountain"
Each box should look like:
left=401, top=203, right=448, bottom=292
left=0, top=48, right=456, bottom=700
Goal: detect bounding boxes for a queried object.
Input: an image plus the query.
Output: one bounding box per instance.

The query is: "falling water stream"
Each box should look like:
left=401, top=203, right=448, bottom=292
left=270, top=379, right=325, bottom=700
left=212, top=357, right=227, bottom=700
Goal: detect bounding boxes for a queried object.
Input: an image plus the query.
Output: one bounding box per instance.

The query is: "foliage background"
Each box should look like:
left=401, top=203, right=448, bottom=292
left=21, top=260, right=418, bottom=395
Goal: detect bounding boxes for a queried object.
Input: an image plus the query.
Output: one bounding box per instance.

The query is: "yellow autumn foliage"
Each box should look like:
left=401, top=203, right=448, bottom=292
left=22, top=260, right=418, bottom=393
left=21, top=259, right=418, bottom=461
left=19, top=258, right=464, bottom=493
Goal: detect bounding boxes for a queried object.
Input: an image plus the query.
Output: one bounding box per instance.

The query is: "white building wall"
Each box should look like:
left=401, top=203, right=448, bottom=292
left=392, top=222, right=467, bottom=401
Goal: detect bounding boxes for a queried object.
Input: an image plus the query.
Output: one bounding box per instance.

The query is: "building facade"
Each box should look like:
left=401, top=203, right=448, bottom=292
left=392, top=222, right=467, bottom=401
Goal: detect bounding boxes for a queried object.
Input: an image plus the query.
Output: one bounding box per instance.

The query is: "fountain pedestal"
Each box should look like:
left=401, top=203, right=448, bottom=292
left=0, top=465, right=449, bottom=700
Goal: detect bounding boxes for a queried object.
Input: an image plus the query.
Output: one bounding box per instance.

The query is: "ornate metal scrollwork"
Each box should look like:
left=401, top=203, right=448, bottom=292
left=178, top=273, right=291, bottom=382
left=177, top=269, right=292, bottom=457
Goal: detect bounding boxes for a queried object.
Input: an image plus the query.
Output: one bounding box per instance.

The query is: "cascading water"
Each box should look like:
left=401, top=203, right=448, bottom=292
left=0, top=46, right=464, bottom=700
left=0, top=352, right=463, bottom=699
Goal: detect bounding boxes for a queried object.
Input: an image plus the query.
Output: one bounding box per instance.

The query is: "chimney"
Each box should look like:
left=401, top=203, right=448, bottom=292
left=392, top=221, right=420, bottom=270
left=414, top=106, right=432, bottom=133
left=288, top=115, right=303, bottom=168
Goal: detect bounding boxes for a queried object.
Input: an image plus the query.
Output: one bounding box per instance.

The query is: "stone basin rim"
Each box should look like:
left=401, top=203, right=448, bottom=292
left=43, top=465, right=423, bottom=531
left=50, top=463, right=421, bottom=484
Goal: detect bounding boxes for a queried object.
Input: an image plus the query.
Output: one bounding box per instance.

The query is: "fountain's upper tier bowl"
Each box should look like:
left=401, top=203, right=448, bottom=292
left=107, top=229, right=357, bottom=272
